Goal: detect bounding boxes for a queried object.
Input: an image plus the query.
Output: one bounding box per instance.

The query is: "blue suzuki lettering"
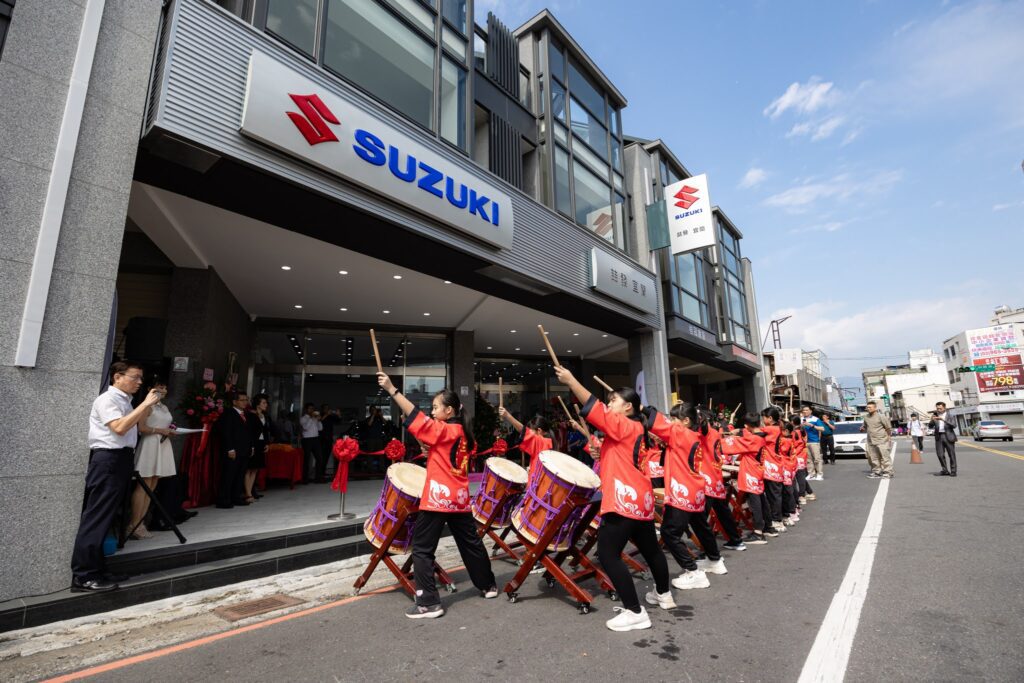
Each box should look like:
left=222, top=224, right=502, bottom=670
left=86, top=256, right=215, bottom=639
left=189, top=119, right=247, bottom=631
left=352, top=129, right=386, bottom=166
left=468, top=190, right=492, bottom=223
left=388, top=147, right=416, bottom=182
left=446, top=177, right=468, bottom=209
left=417, top=162, right=443, bottom=198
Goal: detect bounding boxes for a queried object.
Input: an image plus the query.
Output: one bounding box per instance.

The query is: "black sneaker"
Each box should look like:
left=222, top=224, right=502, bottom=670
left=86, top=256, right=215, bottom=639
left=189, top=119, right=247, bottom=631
left=741, top=533, right=767, bottom=545
left=881, top=473, right=893, bottom=479
left=723, top=540, right=747, bottom=551
left=866, top=472, right=882, bottom=479
left=405, top=603, right=445, bottom=619
left=762, top=528, right=779, bottom=538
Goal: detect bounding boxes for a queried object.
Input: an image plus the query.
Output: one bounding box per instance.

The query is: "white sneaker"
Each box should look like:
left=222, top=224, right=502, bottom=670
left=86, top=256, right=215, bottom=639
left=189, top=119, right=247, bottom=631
left=774, top=521, right=787, bottom=533
left=696, top=558, right=728, bottom=575
left=644, top=590, right=677, bottom=610
left=671, top=570, right=710, bottom=590
left=815, top=474, right=825, bottom=481
left=806, top=493, right=817, bottom=501
left=606, top=606, right=652, bottom=632
left=798, top=496, right=807, bottom=505
left=783, top=518, right=796, bottom=526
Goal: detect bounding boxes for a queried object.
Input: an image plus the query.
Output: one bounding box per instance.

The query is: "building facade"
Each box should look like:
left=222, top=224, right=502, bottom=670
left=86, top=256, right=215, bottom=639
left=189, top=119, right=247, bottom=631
left=942, top=318, right=1024, bottom=433
left=764, top=348, right=834, bottom=414
left=862, top=349, right=951, bottom=422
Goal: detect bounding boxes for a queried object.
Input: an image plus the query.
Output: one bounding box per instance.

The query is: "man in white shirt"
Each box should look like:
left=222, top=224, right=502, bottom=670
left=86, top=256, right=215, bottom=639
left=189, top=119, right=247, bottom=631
left=908, top=413, right=925, bottom=453
left=71, top=362, right=163, bottom=592
left=299, top=402, right=323, bottom=483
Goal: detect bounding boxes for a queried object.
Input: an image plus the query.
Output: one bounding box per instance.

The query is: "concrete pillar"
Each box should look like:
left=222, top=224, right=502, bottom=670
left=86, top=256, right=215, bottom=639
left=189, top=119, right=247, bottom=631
left=0, top=0, right=164, bottom=602
left=453, top=331, right=475, bottom=419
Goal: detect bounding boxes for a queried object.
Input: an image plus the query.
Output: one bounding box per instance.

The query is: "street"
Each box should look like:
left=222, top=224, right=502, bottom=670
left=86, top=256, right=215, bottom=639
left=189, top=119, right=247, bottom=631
left=1, top=438, right=1017, bottom=682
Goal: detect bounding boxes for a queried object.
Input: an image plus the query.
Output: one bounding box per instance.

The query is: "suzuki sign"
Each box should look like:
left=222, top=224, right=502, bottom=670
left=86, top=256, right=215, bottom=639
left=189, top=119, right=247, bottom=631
left=240, top=51, right=514, bottom=249
left=664, top=173, right=715, bottom=255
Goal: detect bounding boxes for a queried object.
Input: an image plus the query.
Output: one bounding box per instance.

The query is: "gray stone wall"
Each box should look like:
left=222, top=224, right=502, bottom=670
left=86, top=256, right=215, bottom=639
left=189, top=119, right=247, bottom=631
left=0, top=0, right=163, bottom=602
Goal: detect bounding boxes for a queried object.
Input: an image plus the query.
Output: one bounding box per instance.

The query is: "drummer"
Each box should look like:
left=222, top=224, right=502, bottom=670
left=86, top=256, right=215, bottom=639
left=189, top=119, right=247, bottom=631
left=554, top=366, right=672, bottom=633
left=696, top=410, right=746, bottom=551
left=377, top=372, right=498, bottom=619
left=497, top=408, right=552, bottom=481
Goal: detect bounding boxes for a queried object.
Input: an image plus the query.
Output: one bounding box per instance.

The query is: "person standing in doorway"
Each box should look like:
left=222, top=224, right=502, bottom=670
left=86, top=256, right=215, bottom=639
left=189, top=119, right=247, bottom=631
left=800, top=406, right=825, bottom=480
left=821, top=413, right=836, bottom=465
left=928, top=402, right=958, bottom=476
left=72, top=362, right=164, bottom=592
left=246, top=394, right=272, bottom=501
left=299, top=403, right=323, bottom=484
left=860, top=401, right=894, bottom=479
left=216, top=391, right=252, bottom=508
left=908, top=413, right=925, bottom=454
left=128, top=379, right=182, bottom=538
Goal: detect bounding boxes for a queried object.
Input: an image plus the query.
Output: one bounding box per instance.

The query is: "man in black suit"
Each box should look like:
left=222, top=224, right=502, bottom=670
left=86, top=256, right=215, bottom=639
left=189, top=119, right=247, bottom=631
left=217, top=391, right=253, bottom=507
left=927, top=401, right=958, bottom=476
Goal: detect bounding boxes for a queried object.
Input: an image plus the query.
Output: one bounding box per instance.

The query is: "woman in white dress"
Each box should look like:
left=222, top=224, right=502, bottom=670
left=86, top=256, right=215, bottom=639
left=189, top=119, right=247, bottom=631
left=128, top=381, right=181, bottom=539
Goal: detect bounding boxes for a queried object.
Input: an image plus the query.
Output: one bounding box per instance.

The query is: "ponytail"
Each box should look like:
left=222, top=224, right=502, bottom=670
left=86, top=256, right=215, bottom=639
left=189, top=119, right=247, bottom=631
left=435, top=389, right=475, bottom=451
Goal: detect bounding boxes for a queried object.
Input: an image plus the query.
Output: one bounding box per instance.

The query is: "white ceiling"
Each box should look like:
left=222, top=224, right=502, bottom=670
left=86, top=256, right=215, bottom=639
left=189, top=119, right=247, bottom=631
left=128, top=183, right=625, bottom=358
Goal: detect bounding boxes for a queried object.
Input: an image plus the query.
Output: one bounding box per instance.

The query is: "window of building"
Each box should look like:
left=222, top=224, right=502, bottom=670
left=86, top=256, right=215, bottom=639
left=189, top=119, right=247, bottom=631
left=719, top=228, right=752, bottom=349
left=388, top=0, right=434, bottom=33
left=324, top=0, right=436, bottom=131
left=548, top=37, right=565, bottom=82
left=519, top=67, right=532, bottom=111
left=569, top=97, right=608, bottom=159
left=266, top=0, right=319, bottom=56
left=442, top=26, right=466, bottom=61
left=568, top=60, right=605, bottom=128
left=440, top=0, right=466, bottom=33
left=473, top=26, right=487, bottom=71
left=668, top=252, right=708, bottom=326
left=554, top=145, right=571, bottom=217
left=550, top=78, right=567, bottom=122
left=573, top=161, right=614, bottom=243
left=440, top=57, right=467, bottom=149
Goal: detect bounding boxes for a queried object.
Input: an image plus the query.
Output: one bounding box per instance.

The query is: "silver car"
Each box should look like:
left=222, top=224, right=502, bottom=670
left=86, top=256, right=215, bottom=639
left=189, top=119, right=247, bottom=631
left=972, top=420, right=1013, bottom=442
left=832, top=421, right=867, bottom=456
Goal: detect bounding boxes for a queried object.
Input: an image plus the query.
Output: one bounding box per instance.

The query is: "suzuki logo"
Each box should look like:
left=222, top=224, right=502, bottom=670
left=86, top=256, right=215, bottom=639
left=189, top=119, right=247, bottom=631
left=286, top=93, right=339, bottom=145
left=593, top=212, right=613, bottom=237
left=673, top=185, right=700, bottom=210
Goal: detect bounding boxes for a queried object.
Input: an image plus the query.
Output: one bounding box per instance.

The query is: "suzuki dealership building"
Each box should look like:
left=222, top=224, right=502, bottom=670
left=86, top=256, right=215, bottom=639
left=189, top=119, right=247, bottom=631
left=0, top=0, right=767, bottom=606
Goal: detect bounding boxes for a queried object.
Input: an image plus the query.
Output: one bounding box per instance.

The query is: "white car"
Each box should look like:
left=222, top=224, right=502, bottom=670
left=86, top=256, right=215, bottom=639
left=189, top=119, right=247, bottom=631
left=832, top=421, right=867, bottom=456
left=973, top=420, right=1013, bottom=442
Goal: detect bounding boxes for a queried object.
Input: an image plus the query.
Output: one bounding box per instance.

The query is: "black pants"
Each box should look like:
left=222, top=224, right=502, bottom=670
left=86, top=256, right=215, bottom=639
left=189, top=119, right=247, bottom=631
left=301, top=437, right=322, bottom=481
left=821, top=435, right=836, bottom=463
left=706, top=496, right=741, bottom=543
left=71, top=448, right=134, bottom=581
left=744, top=491, right=768, bottom=532
left=796, top=469, right=812, bottom=496
left=217, top=450, right=248, bottom=507
left=912, top=435, right=924, bottom=451
left=411, top=511, right=495, bottom=606
left=935, top=438, right=957, bottom=474
left=765, top=481, right=783, bottom=522
left=597, top=513, right=670, bottom=612
left=662, top=505, right=721, bottom=568
left=782, top=483, right=796, bottom=515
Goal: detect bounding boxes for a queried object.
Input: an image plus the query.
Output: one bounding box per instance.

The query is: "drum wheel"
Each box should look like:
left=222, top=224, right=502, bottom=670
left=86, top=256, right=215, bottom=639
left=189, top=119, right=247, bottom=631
left=544, top=576, right=555, bottom=589
left=445, top=583, right=457, bottom=593
left=577, top=602, right=591, bottom=615
left=607, top=590, right=618, bottom=601
left=507, top=592, right=519, bottom=603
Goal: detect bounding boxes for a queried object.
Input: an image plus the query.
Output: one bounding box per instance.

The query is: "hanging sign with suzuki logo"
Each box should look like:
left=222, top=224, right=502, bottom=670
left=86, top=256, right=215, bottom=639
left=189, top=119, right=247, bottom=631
left=664, top=173, right=715, bottom=255
left=240, top=51, right=514, bottom=249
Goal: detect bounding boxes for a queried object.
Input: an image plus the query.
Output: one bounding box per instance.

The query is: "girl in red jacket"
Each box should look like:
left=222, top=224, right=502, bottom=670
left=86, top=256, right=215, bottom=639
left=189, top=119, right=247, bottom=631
left=721, top=413, right=771, bottom=545
left=498, top=408, right=552, bottom=482
left=378, top=372, right=497, bottom=619
left=697, top=411, right=746, bottom=551
left=555, top=366, right=671, bottom=633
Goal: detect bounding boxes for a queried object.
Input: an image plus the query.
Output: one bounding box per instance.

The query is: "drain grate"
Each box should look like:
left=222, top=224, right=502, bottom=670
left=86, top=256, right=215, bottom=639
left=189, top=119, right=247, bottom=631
left=213, top=594, right=305, bottom=622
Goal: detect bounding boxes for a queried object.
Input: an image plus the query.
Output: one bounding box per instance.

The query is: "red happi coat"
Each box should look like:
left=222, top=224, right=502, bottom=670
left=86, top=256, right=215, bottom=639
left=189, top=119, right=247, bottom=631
left=519, top=428, right=553, bottom=482
left=792, top=428, right=808, bottom=471
left=649, top=413, right=707, bottom=513
left=780, top=435, right=797, bottom=485
left=761, top=425, right=784, bottom=483
left=721, top=429, right=766, bottom=495
left=581, top=398, right=655, bottom=521
left=640, top=446, right=666, bottom=480
left=699, top=426, right=728, bottom=499
left=406, top=409, right=471, bottom=513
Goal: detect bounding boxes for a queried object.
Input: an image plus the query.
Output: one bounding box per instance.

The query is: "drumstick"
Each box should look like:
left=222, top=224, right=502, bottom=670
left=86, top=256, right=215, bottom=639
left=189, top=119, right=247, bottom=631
left=498, top=376, right=503, bottom=410
left=573, top=403, right=591, bottom=438
left=708, top=398, right=713, bottom=411
left=593, top=375, right=614, bottom=393
left=732, top=403, right=742, bottom=423
left=369, top=328, right=383, bottom=374
left=556, top=395, right=573, bottom=421
left=537, top=324, right=561, bottom=368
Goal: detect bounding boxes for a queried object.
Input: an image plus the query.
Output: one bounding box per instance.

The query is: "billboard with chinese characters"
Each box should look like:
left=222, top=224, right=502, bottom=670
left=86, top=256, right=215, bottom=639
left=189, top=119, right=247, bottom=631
left=664, top=174, right=716, bottom=255
left=589, top=248, right=658, bottom=314
left=966, top=325, right=1024, bottom=393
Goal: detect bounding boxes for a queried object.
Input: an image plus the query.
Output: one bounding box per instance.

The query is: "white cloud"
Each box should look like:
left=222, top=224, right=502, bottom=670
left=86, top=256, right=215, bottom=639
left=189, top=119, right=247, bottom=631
left=763, top=78, right=840, bottom=120
left=739, top=167, right=768, bottom=189
left=763, top=170, right=903, bottom=213
left=786, top=116, right=847, bottom=142
left=893, top=20, right=918, bottom=37
left=788, top=221, right=848, bottom=235
left=992, top=201, right=1024, bottom=211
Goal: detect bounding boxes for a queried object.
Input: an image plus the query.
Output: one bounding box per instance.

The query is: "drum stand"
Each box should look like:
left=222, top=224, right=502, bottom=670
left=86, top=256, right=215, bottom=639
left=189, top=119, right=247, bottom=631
left=504, top=502, right=614, bottom=614
left=475, top=497, right=523, bottom=564
left=352, top=508, right=456, bottom=599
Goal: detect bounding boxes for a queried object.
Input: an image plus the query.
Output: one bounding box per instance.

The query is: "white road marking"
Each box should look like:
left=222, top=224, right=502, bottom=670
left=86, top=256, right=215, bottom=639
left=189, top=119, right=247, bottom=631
left=798, top=450, right=893, bottom=683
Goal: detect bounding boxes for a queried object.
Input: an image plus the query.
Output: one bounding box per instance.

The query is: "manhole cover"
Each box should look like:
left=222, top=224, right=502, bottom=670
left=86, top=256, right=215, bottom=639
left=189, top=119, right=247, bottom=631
left=213, top=594, right=305, bottom=622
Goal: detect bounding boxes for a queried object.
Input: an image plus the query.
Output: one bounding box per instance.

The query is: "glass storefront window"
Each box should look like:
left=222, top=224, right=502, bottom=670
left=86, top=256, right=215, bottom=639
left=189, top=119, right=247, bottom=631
left=440, top=58, right=467, bottom=149
left=441, top=0, right=466, bottom=34
left=573, top=161, right=614, bottom=242
left=324, top=0, right=435, bottom=131
left=568, top=60, right=606, bottom=126
left=569, top=97, right=609, bottom=159
left=266, top=0, right=319, bottom=56
left=554, top=145, right=571, bottom=217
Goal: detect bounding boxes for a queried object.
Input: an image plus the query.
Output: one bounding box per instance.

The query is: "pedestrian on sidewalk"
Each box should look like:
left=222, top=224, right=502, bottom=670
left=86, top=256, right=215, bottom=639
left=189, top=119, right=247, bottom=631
left=800, top=406, right=826, bottom=480
left=908, top=413, right=925, bottom=453
left=72, top=362, right=164, bottom=593
left=821, top=413, right=836, bottom=465
left=860, top=401, right=894, bottom=479
left=927, top=402, right=958, bottom=476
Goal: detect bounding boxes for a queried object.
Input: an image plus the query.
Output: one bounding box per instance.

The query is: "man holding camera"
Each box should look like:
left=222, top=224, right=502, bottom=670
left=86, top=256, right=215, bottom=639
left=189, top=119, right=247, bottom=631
left=928, top=402, right=957, bottom=477
left=71, top=362, right=164, bottom=593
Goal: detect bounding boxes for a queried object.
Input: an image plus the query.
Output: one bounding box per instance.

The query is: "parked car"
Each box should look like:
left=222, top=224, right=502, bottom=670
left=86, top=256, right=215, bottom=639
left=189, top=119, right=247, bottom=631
left=832, top=421, right=867, bottom=457
left=972, top=420, right=1013, bottom=442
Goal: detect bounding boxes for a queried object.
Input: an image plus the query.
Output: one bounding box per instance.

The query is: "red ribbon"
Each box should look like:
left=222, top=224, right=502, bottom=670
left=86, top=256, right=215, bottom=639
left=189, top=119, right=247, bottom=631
left=331, top=437, right=407, bottom=492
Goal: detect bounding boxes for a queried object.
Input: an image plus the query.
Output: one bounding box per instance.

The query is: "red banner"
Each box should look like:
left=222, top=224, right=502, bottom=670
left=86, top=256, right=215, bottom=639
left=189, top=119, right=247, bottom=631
left=977, top=365, right=1024, bottom=392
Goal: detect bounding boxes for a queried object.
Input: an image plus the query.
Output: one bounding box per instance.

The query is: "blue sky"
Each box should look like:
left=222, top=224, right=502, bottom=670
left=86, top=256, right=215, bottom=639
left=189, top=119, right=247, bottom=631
left=483, top=0, right=1024, bottom=377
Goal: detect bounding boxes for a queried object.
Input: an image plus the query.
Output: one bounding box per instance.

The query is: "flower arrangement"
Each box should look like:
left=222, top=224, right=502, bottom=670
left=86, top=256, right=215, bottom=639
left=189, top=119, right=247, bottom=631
left=178, top=380, right=225, bottom=428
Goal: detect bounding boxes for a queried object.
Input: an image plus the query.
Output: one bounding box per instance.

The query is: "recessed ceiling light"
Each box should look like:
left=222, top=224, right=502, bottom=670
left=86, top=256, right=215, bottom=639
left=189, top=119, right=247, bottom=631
left=566, top=350, right=572, bottom=353
left=423, top=312, right=430, bottom=316
left=382, top=310, right=390, bottom=314
left=486, top=346, right=492, bottom=350
left=602, top=334, right=608, bottom=338
left=443, top=280, right=452, bottom=284
left=515, top=347, right=521, bottom=351
left=338, top=270, right=348, bottom=275
left=294, top=305, right=303, bottom=309
left=573, top=332, right=579, bottom=336
left=393, top=275, right=403, bottom=280
left=313, top=352, right=318, bottom=355
left=510, top=329, right=517, bottom=333
left=281, top=265, right=291, bottom=270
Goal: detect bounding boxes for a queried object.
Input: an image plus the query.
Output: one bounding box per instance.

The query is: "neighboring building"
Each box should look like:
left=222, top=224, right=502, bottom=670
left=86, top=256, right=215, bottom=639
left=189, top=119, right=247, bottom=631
left=0, top=0, right=767, bottom=606
left=764, top=348, right=834, bottom=414
left=862, top=349, right=951, bottom=421
left=942, top=313, right=1024, bottom=433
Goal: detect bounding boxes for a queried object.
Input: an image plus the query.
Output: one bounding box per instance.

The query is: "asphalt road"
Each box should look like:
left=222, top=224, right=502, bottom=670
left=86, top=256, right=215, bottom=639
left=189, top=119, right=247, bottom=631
left=62, top=438, right=1024, bottom=682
